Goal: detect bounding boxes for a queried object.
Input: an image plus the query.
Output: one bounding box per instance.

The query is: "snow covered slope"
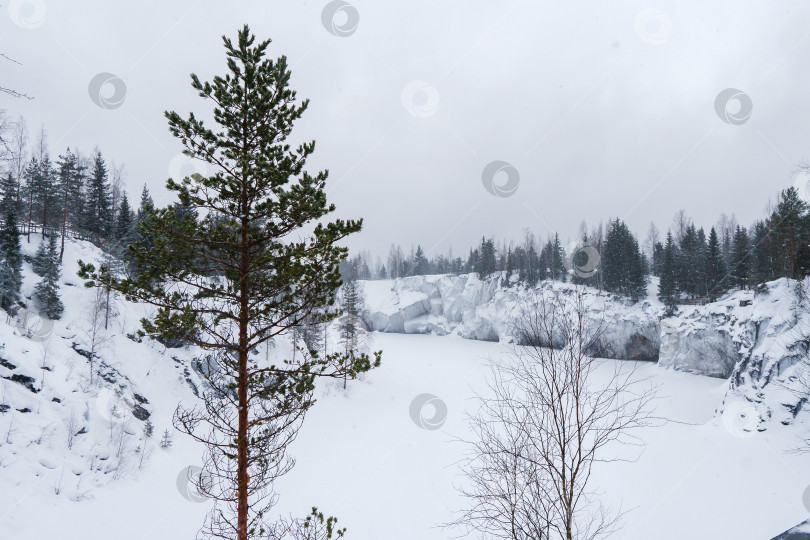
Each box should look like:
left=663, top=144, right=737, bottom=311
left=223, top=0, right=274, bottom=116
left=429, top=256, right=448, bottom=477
left=8, top=332, right=807, bottom=540
left=0, top=234, right=211, bottom=536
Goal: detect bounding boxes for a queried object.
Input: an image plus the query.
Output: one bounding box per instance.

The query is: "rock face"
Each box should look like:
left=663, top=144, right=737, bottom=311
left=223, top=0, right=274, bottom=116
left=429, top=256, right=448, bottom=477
left=659, top=315, right=741, bottom=378
left=358, top=274, right=810, bottom=427
left=658, top=280, right=810, bottom=426
left=360, top=275, right=661, bottom=360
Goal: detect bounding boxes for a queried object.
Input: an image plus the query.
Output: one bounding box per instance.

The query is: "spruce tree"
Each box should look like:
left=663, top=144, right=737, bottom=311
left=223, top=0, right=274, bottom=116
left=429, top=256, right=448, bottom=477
left=478, top=237, right=496, bottom=279
left=657, top=231, right=678, bottom=314
left=0, top=207, right=23, bottom=310
left=729, top=225, right=750, bottom=289
left=549, top=233, right=567, bottom=282
left=31, top=235, right=49, bottom=276
left=705, top=227, right=727, bottom=301
left=114, top=192, right=134, bottom=243
left=504, top=247, right=514, bottom=285
left=696, top=227, right=708, bottom=296
left=137, top=184, right=153, bottom=218
left=79, top=26, right=379, bottom=540
left=768, top=187, right=809, bottom=279
left=84, top=151, right=113, bottom=241
left=527, top=242, right=542, bottom=284
left=602, top=219, right=646, bottom=301
left=412, top=245, right=429, bottom=276
left=0, top=173, right=17, bottom=217
left=34, top=234, right=63, bottom=319
left=677, top=225, right=704, bottom=298
left=750, top=220, right=774, bottom=287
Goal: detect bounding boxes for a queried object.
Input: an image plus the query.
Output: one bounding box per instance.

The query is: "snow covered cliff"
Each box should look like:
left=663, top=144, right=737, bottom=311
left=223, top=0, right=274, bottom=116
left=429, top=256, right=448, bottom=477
left=361, top=274, right=661, bottom=359
left=359, top=273, right=810, bottom=427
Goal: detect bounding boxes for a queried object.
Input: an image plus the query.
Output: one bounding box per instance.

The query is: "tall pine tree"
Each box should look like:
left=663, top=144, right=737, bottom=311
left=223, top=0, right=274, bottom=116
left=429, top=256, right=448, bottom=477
left=79, top=26, right=379, bottom=540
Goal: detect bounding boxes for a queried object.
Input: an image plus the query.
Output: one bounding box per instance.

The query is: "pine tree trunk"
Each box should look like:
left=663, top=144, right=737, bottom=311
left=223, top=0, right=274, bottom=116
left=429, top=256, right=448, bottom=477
left=236, top=178, right=250, bottom=540
left=26, top=191, right=32, bottom=243
left=42, top=190, right=47, bottom=237
left=60, top=182, right=68, bottom=262
left=237, top=342, right=248, bottom=540
left=105, top=288, right=110, bottom=330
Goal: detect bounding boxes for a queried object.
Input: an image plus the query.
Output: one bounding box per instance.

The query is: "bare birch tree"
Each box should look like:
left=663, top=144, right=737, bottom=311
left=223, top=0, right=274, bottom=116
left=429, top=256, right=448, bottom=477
left=453, top=287, right=656, bottom=540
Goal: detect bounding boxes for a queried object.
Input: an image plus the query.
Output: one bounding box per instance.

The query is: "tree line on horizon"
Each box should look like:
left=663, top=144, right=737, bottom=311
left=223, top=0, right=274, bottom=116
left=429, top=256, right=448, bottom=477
left=4, top=113, right=810, bottom=317
left=342, top=186, right=810, bottom=311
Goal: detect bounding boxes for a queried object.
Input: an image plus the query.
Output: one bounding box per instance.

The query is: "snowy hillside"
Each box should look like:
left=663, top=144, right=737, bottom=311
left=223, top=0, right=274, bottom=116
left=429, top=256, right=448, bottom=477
left=1, top=239, right=809, bottom=539
left=0, top=234, right=212, bottom=536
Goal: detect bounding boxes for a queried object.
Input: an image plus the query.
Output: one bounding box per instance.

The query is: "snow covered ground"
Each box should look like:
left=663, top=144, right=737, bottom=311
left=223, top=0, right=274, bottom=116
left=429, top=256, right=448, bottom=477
left=3, top=334, right=808, bottom=539
left=0, top=237, right=808, bottom=539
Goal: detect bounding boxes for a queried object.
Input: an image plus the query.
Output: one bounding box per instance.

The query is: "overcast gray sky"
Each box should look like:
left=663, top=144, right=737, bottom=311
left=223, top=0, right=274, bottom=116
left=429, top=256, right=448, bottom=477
left=3, top=0, right=810, bottom=258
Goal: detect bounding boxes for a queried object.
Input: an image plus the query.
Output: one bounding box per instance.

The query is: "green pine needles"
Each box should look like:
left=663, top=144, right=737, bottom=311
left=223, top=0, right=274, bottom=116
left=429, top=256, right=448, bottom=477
left=79, top=25, right=379, bottom=540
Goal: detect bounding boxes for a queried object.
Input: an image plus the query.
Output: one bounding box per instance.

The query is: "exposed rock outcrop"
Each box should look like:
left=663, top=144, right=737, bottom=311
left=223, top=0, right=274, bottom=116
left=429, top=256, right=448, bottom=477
left=359, top=274, right=810, bottom=428
left=361, top=274, right=661, bottom=360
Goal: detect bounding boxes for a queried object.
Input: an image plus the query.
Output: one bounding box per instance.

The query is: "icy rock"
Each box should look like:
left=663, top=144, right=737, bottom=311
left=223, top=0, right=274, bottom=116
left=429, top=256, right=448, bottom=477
left=590, top=317, right=660, bottom=361
left=361, top=274, right=660, bottom=357
left=658, top=317, right=738, bottom=378
left=358, top=274, right=810, bottom=423
left=458, top=309, right=500, bottom=342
